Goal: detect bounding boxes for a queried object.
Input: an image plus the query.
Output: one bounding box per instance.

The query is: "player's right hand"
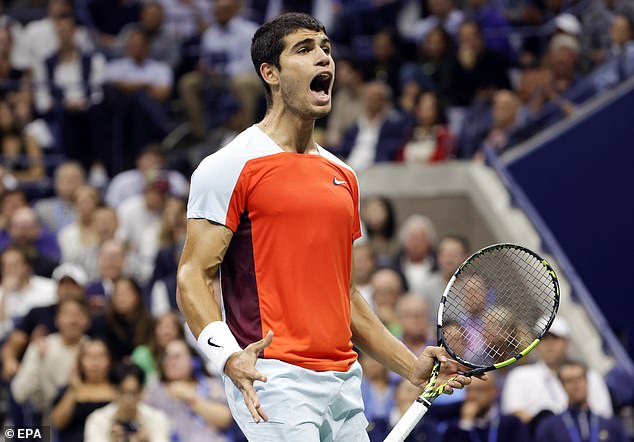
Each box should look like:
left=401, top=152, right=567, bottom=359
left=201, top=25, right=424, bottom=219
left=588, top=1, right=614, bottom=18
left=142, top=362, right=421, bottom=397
left=224, top=330, right=273, bottom=423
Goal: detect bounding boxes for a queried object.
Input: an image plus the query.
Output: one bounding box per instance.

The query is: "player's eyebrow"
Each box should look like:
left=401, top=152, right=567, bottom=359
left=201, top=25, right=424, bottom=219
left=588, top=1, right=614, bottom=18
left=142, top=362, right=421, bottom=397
left=290, top=37, right=331, bottom=51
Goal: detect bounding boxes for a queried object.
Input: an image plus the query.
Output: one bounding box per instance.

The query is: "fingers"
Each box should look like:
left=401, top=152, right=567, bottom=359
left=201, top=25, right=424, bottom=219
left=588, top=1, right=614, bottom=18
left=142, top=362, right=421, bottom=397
left=247, top=330, right=274, bottom=355
left=422, top=345, right=450, bottom=362
left=240, top=382, right=268, bottom=423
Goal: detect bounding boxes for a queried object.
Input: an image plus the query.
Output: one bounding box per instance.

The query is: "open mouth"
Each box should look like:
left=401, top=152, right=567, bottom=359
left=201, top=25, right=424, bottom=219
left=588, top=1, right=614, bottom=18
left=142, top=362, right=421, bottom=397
left=309, top=72, right=333, bottom=102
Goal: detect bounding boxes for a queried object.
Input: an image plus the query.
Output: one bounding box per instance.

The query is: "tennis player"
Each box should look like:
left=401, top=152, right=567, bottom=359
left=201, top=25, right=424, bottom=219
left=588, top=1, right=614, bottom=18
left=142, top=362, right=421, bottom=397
left=177, top=12, right=473, bottom=441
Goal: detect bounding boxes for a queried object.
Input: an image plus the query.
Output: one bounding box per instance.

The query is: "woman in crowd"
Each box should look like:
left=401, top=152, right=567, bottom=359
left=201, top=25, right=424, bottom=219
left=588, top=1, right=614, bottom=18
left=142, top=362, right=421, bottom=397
left=131, top=310, right=184, bottom=381
left=0, top=100, right=44, bottom=183
left=400, top=91, right=454, bottom=163
left=51, top=338, right=116, bottom=442
left=145, top=339, right=232, bottom=442
left=99, top=276, right=154, bottom=362
left=361, top=196, right=399, bottom=263
left=58, top=185, right=100, bottom=264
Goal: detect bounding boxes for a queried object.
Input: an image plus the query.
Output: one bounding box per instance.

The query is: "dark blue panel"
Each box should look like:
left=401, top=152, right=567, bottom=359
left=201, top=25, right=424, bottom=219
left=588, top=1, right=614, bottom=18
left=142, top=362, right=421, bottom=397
left=507, top=88, right=634, bottom=357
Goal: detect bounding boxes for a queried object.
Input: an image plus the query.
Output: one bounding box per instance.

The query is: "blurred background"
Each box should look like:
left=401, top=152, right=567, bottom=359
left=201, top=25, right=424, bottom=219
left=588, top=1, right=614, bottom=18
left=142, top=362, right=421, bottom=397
left=0, top=0, right=632, bottom=441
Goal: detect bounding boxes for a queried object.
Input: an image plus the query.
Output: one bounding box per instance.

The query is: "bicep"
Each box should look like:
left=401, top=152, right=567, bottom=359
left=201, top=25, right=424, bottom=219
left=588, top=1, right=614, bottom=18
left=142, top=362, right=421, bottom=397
left=179, top=218, right=233, bottom=278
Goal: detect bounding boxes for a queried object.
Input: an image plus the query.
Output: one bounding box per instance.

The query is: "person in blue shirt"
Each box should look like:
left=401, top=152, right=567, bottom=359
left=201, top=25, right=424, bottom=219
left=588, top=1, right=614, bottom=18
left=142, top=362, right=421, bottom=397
left=535, top=360, right=626, bottom=442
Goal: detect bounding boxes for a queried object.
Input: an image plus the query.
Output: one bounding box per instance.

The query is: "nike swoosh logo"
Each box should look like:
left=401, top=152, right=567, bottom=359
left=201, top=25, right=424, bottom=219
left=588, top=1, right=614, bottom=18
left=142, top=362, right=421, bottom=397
left=207, top=338, right=222, bottom=348
left=333, top=177, right=346, bottom=186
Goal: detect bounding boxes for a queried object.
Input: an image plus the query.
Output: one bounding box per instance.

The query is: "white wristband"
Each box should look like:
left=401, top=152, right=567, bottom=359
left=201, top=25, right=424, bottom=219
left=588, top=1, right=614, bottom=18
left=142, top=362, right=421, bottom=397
left=197, top=321, right=242, bottom=375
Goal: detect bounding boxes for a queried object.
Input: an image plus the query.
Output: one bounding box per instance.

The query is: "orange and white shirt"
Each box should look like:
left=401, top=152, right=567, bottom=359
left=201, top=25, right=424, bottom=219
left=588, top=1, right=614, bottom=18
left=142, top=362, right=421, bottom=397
left=188, top=126, right=362, bottom=372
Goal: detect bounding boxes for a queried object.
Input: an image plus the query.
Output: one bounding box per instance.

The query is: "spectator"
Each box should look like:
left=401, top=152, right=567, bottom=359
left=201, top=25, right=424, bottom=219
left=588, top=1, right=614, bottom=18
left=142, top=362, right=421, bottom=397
left=480, top=89, right=526, bottom=154
left=0, top=188, right=27, bottom=233
left=353, top=242, right=377, bottom=305
left=13, top=0, right=93, bottom=71
left=336, top=81, right=410, bottom=171
left=115, top=2, right=181, bottom=69
left=407, top=0, right=465, bottom=43
left=99, top=276, right=154, bottom=362
left=146, top=196, right=187, bottom=316
left=392, top=214, right=437, bottom=296
left=361, top=196, right=398, bottom=264
left=371, top=268, right=405, bottom=335
left=51, top=338, right=116, bottom=442
left=11, top=297, right=90, bottom=418
left=65, top=206, right=120, bottom=282
left=359, top=30, right=404, bottom=97
left=33, top=161, right=84, bottom=234
left=324, top=57, right=365, bottom=148
left=0, top=100, right=45, bottom=183
left=84, top=362, right=169, bottom=442
left=419, top=235, right=470, bottom=317
left=179, top=0, right=260, bottom=138
left=157, top=0, right=213, bottom=41
left=442, top=373, right=531, bottom=442
left=450, top=20, right=511, bottom=107
left=117, top=171, right=170, bottom=257
left=145, top=339, right=232, bottom=442
left=1, top=206, right=60, bottom=277
left=1, top=262, right=87, bottom=382
left=396, top=295, right=433, bottom=355
left=58, top=185, right=100, bottom=265
left=359, top=351, right=396, bottom=442
left=399, top=26, right=455, bottom=111
left=0, top=27, right=26, bottom=101
left=32, top=15, right=106, bottom=170
left=104, top=145, right=189, bottom=209
left=400, top=91, right=455, bottom=163
left=103, top=28, right=173, bottom=173
left=501, top=317, right=614, bottom=424
left=464, top=0, right=513, bottom=59
left=85, top=239, right=127, bottom=310
left=131, top=310, right=185, bottom=381
left=389, top=378, right=442, bottom=441
left=535, top=360, right=627, bottom=442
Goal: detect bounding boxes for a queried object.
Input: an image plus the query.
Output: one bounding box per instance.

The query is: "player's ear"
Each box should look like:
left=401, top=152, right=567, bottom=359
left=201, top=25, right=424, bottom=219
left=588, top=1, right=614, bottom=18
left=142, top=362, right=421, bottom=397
left=260, top=63, right=280, bottom=90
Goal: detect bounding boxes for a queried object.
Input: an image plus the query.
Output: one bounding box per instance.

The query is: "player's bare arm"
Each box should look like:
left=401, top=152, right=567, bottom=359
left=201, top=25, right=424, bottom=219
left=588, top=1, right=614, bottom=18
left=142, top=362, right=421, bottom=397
left=176, top=219, right=272, bottom=424
left=349, top=255, right=472, bottom=393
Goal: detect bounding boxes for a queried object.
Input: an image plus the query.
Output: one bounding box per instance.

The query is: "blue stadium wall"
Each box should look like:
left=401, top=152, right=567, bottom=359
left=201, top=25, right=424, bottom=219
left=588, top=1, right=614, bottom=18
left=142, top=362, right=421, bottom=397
left=505, top=86, right=634, bottom=358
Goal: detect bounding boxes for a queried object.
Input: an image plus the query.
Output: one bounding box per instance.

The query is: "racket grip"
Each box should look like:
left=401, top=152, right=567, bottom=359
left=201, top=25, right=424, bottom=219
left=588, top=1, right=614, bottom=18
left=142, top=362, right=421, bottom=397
left=383, top=398, right=430, bottom=442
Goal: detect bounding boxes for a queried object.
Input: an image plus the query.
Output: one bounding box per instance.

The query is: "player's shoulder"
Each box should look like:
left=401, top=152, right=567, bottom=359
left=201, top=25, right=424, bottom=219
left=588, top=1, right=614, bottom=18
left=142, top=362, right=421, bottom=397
left=193, top=126, right=278, bottom=177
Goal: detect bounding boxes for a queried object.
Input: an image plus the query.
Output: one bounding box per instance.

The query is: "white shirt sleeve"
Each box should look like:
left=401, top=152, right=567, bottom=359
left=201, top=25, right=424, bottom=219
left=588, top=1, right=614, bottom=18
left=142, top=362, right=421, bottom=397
left=32, top=61, right=52, bottom=114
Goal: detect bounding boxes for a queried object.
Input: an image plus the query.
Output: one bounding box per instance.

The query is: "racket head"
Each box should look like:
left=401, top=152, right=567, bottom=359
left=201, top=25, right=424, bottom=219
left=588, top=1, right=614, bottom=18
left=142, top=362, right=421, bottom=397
left=437, top=243, right=560, bottom=373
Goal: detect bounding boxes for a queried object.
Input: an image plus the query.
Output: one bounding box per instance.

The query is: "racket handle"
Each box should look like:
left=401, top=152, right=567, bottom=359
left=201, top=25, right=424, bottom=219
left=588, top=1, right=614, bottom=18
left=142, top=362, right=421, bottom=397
left=383, top=398, right=430, bottom=442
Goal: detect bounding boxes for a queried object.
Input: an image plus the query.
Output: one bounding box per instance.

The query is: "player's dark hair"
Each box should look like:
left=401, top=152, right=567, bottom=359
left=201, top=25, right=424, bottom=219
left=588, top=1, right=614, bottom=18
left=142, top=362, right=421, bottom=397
left=251, top=12, right=326, bottom=107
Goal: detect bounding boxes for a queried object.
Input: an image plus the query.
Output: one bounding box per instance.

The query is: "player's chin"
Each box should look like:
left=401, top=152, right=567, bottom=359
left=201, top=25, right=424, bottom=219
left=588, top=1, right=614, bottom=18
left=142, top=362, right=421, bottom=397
left=306, top=102, right=331, bottom=119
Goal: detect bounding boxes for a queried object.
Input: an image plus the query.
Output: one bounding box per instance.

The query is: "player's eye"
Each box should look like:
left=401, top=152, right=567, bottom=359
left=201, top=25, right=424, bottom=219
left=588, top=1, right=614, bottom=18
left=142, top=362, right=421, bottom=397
left=322, top=46, right=331, bottom=55
left=297, top=47, right=309, bottom=54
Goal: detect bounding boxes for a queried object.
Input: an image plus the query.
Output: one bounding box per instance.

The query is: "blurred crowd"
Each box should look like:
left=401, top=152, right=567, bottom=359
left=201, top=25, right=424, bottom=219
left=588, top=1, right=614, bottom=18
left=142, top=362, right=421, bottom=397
left=0, top=0, right=633, bottom=441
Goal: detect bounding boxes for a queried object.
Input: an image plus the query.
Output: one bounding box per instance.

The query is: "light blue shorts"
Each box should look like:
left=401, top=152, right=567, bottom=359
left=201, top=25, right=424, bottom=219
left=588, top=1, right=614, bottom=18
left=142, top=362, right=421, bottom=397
left=223, top=359, right=370, bottom=442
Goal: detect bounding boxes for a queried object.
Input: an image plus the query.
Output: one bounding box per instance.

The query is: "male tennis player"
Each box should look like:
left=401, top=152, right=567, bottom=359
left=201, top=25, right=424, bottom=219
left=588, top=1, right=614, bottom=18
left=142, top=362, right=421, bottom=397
left=177, top=13, right=474, bottom=441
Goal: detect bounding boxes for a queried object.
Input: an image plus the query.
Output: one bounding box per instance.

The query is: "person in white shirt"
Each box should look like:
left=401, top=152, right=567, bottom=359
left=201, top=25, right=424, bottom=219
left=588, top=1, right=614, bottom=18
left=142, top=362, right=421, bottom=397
left=501, top=317, right=614, bottom=422
left=0, top=245, right=56, bottom=340
left=178, top=0, right=260, bottom=138
left=392, top=214, right=437, bottom=296
left=103, top=28, right=173, bottom=173
left=105, top=146, right=189, bottom=209
left=12, top=0, right=94, bottom=71
left=158, top=0, right=213, bottom=41
left=117, top=172, right=169, bottom=260
left=11, top=297, right=90, bottom=416
left=84, top=362, right=170, bottom=442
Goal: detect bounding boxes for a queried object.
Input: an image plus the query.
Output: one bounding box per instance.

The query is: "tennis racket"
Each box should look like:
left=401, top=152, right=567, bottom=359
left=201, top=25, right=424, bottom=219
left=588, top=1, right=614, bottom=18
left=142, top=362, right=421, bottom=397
left=384, top=243, right=560, bottom=442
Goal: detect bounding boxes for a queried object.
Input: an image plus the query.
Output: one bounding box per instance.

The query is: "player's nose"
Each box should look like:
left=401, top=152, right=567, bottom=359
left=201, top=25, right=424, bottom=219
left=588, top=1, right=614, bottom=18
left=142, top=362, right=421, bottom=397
left=314, top=48, right=330, bottom=67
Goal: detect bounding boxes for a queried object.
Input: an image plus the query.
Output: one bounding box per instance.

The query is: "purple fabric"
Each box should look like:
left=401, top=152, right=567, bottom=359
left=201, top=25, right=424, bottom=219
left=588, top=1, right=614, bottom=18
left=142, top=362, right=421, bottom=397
left=221, top=211, right=263, bottom=349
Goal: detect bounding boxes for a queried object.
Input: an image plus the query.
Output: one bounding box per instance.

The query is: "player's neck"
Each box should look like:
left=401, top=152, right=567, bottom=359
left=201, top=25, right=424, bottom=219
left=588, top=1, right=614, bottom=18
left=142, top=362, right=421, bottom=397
left=258, top=109, right=318, bottom=154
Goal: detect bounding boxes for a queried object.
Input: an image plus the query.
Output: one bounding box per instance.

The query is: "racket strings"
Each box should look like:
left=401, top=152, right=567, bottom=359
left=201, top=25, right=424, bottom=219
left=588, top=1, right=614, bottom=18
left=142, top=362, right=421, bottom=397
left=442, top=246, right=557, bottom=367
